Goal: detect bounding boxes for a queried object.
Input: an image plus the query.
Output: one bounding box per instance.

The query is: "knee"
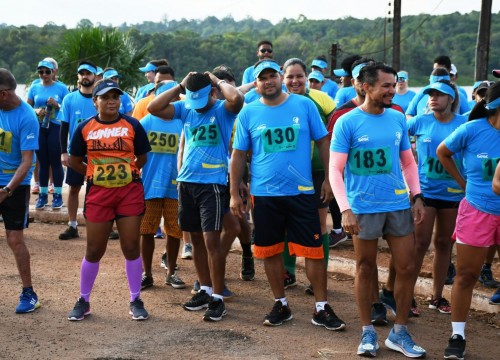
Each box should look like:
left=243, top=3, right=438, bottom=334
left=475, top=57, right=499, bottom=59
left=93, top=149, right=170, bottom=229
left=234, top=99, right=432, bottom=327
left=455, top=268, right=480, bottom=288
left=434, top=237, right=451, bottom=252
left=357, top=258, right=377, bottom=277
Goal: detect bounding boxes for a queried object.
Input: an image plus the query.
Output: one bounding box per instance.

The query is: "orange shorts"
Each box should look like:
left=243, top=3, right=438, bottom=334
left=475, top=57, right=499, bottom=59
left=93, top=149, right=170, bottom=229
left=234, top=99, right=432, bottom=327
left=140, top=198, right=182, bottom=239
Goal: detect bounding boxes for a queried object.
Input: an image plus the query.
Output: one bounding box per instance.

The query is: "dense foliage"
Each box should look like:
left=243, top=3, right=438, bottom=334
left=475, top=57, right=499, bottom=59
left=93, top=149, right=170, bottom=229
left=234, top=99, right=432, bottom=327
left=1, top=11, right=498, bottom=88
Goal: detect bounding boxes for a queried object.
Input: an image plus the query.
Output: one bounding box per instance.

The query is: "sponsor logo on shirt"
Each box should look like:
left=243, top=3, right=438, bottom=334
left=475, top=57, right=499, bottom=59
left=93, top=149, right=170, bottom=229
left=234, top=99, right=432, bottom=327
left=257, top=124, right=266, bottom=131
left=292, top=117, right=300, bottom=125
left=395, top=131, right=402, bottom=146
left=86, top=127, right=129, bottom=140
left=423, top=137, right=431, bottom=143
left=27, top=133, right=35, bottom=140
left=477, top=153, right=489, bottom=159
left=357, top=135, right=369, bottom=142
left=210, top=116, right=216, bottom=123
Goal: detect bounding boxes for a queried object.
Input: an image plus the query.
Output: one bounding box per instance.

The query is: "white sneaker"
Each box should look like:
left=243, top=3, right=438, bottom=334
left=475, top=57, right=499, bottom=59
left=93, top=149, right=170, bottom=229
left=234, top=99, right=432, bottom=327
left=181, top=243, right=193, bottom=259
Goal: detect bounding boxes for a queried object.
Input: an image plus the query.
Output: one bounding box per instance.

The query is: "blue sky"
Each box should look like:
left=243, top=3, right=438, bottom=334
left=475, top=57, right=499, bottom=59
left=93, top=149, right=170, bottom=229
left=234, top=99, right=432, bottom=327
left=2, top=0, right=499, bottom=28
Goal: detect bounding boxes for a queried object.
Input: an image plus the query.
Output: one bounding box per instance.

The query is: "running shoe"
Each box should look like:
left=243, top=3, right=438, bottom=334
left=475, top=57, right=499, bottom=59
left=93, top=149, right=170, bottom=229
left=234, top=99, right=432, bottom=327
left=203, top=298, right=226, bottom=322
left=489, top=288, right=500, bottom=305
left=240, top=255, right=255, bottom=281
left=165, top=272, right=186, bottom=289
left=409, top=298, right=420, bottom=317
left=371, top=302, right=388, bottom=326
left=305, top=283, right=314, bottom=295
left=51, top=193, right=64, bottom=209
left=141, top=273, right=154, bottom=290
left=31, top=183, right=40, bottom=194
left=380, top=288, right=397, bottom=316
left=183, top=290, right=210, bottom=311
left=160, top=252, right=167, bottom=269
left=59, top=226, right=79, bottom=240
left=222, top=283, right=234, bottom=299
left=444, top=334, right=466, bottom=360
left=479, top=264, right=500, bottom=288
left=68, top=297, right=90, bottom=321
left=154, top=227, right=164, bottom=239
left=385, top=328, right=426, bottom=358
left=263, top=301, right=293, bottom=326
left=15, top=288, right=41, bottom=314
left=191, top=279, right=201, bottom=295
left=445, top=262, right=456, bottom=285
left=357, top=329, right=379, bottom=357
left=181, top=243, right=193, bottom=259
left=329, top=229, right=348, bottom=247
left=311, top=304, right=346, bottom=331
left=284, top=270, right=297, bottom=289
left=129, top=298, right=149, bottom=320
left=108, top=231, right=119, bottom=240
left=35, top=193, right=48, bottom=210
left=428, top=297, right=451, bottom=314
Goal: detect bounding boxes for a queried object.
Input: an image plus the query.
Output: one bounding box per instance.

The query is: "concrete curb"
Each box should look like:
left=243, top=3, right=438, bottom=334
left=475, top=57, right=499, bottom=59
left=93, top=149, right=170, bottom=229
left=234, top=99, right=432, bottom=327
left=29, top=207, right=498, bottom=314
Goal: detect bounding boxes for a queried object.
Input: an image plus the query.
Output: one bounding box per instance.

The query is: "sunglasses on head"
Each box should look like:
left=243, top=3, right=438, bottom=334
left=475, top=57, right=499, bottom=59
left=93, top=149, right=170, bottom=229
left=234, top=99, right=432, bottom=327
left=38, top=69, right=52, bottom=75
left=259, top=48, right=273, bottom=54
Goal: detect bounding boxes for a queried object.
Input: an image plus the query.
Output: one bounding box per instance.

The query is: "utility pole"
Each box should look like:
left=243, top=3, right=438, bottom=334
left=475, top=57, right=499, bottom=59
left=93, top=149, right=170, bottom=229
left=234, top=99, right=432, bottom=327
left=475, top=0, right=492, bottom=80
left=392, top=0, right=401, bottom=70
left=330, top=43, right=338, bottom=78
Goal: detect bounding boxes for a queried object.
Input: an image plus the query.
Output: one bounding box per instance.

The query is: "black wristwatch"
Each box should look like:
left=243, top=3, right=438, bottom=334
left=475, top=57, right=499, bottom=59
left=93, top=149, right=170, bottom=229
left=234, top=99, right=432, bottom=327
left=413, top=193, right=425, bottom=205
left=1, top=186, right=13, bottom=197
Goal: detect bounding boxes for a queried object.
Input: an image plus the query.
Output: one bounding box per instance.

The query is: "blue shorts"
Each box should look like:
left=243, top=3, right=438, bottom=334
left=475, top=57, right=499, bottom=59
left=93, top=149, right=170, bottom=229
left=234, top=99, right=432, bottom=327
left=65, top=166, right=85, bottom=187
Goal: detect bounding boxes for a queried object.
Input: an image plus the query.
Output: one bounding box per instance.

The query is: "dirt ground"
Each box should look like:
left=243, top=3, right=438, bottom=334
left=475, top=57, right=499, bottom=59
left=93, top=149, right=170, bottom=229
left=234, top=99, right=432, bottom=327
left=0, top=220, right=499, bottom=360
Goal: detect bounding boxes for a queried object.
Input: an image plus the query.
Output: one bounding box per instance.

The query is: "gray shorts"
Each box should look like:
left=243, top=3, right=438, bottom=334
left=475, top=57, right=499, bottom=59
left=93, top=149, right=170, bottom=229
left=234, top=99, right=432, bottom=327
left=357, top=209, right=414, bottom=240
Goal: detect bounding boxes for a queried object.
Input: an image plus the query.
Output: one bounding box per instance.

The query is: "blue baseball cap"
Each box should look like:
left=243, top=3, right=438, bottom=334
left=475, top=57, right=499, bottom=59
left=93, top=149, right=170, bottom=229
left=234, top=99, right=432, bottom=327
left=333, top=68, right=349, bottom=77
left=92, top=80, right=124, bottom=97
left=352, top=63, right=368, bottom=80
left=96, top=67, right=104, bottom=76
left=37, top=60, right=54, bottom=70
left=423, top=81, right=455, bottom=100
left=429, top=74, right=451, bottom=84
left=155, top=81, right=178, bottom=96
left=397, top=71, right=408, bottom=81
left=77, top=64, right=97, bottom=74
left=103, top=69, right=122, bottom=79
left=311, top=59, right=328, bottom=69
left=139, top=62, right=157, bottom=73
left=308, top=71, right=324, bottom=82
left=185, top=84, right=212, bottom=110
left=253, top=60, right=281, bottom=80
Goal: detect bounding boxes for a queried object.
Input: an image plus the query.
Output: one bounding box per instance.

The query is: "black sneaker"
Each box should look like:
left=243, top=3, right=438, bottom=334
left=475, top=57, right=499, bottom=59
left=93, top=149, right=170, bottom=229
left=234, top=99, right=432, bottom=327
left=240, top=255, right=255, bottom=281
left=444, top=334, right=466, bottom=360
left=445, top=262, right=456, bottom=285
left=284, top=271, right=297, bottom=289
left=183, top=290, right=210, bottom=311
left=165, top=272, right=186, bottom=289
left=141, top=273, right=154, bottom=290
left=108, top=231, right=119, bottom=240
left=304, top=283, right=314, bottom=295
left=263, top=301, right=293, bottom=326
left=59, top=226, right=79, bottom=240
left=203, top=298, right=227, bottom=321
left=129, top=298, right=149, bottom=320
left=311, top=304, right=346, bottom=331
left=160, top=252, right=167, bottom=269
left=371, top=302, right=388, bottom=326
left=68, top=297, right=90, bottom=321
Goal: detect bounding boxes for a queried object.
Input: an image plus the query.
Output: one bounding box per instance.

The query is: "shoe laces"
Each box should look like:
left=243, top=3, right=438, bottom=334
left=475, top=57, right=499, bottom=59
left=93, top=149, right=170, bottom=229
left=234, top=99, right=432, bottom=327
left=270, top=301, right=284, bottom=316
left=20, top=288, right=34, bottom=300
left=131, top=298, right=145, bottom=309
left=396, top=329, right=416, bottom=347
left=362, top=329, right=377, bottom=344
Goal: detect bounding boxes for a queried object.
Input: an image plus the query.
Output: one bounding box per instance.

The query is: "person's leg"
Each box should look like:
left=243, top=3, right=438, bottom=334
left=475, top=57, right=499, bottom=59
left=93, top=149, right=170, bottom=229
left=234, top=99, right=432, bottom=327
left=204, top=230, right=225, bottom=296
left=166, top=234, right=181, bottom=277
left=140, top=199, right=162, bottom=278
left=413, top=207, right=437, bottom=282
left=265, top=253, right=286, bottom=299
left=191, top=231, right=212, bottom=287
left=432, top=208, right=457, bottom=300
left=141, top=234, right=155, bottom=276
left=47, top=124, right=64, bottom=188
left=6, top=229, right=32, bottom=288
left=221, top=211, right=240, bottom=255
left=117, top=216, right=143, bottom=301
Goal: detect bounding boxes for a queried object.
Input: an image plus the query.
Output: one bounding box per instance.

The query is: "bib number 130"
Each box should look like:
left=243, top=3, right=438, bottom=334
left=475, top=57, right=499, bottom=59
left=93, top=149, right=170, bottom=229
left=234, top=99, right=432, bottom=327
left=348, top=147, right=392, bottom=175
left=262, top=126, right=298, bottom=153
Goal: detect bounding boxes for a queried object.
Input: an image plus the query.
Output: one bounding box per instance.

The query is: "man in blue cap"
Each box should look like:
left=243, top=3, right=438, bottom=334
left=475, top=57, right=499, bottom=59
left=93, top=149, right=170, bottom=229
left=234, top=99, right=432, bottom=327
left=135, top=59, right=169, bottom=102
left=148, top=70, right=244, bottom=322
left=333, top=54, right=361, bottom=107
left=311, top=56, right=338, bottom=100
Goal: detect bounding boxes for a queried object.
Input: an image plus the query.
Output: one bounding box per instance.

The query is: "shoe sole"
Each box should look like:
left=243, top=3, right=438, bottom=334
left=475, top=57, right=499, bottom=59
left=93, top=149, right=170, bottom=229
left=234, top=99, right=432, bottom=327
left=141, top=283, right=154, bottom=290
left=240, top=274, right=255, bottom=281
left=183, top=303, right=209, bottom=311
left=329, top=236, right=348, bottom=248
left=166, top=282, right=186, bottom=289
left=59, top=236, right=79, bottom=240
left=181, top=254, right=193, bottom=259
left=203, top=309, right=227, bottom=322
left=68, top=310, right=91, bottom=321
left=357, top=344, right=379, bottom=357
left=129, top=311, right=149, bottom=320
left=311, top=319, right=346, bottom=331
left=16, top=302, right=41, bottom=314
left=371, top=317, right=388, bottom=326
left=263, top=314, right=293, bottom=326
left=384, top=339, right=426, bottom=358
left=284, top=282, right=297, bottom=290
left=489, top=300, right=500, bottom=305
left=444, top=353, right=465, bottom=360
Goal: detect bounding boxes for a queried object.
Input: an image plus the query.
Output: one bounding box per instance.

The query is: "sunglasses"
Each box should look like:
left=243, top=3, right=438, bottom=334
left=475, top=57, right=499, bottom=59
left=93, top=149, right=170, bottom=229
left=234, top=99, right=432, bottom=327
left=38, top=70, right=52, bottom=75
left=259, top=49, right=273, bottom=54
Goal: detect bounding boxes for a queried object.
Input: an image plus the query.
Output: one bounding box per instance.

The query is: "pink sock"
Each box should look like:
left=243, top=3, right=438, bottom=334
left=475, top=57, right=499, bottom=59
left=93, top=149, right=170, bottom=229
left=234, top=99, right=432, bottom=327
left=126, top=257, right=142, bottom=302
left=80, top=258, right=99, bottom=302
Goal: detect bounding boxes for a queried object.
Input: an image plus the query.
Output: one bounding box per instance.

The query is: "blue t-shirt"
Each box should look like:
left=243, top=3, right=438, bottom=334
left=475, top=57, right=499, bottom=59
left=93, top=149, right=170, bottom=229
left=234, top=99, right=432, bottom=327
left=27, top=81, right=69, bottom=125
left=331, top=107, right=412, bottom=214
left=0, top=100, right=39, bottom=185
left=241, top=65, right=254, bottom=85
left=334, top=87, right=356, bottom=108
left=393, top=90, right=416, bottom=113
left=233, top=93, right=328, bottom=196
left=120, top=93, right=134, bottom=114
left=407, top=113, right=466, bottom=201
left=140, top=114, right=183, bottom=200
left=174, top=100, right=236, bottom=185
left=444, top=118, right=500, bottom=215
left=135, top=83, right=155, bottom=102
left=321, top=79, right=338, bottom=99
left=57, top=90, right=97, bottom=153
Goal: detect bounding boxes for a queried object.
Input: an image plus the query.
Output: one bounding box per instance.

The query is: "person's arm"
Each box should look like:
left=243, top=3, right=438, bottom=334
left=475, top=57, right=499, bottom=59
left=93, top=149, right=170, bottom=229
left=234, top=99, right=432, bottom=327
left=0, top=150, right=34, bottom=203
left=148, top=73, right=192, bottom=119
left=177, top=131, right=185, bottom=172
left=400, top=149, right=425, bottom=224
left=436, top=142, right=466, bottom=190
left=493, top=161, right=500, bottom=195
left=135, top=153, right=147, bottom=170
left=60, top=121, right=70, bottom=167
left=68, top=155, right=87, bottom=176
left=315, top=135, right=333, bottom=203
left=237, top=82, right=255, bottom=95
left=205, top=71, right=244, bottom=114
left=229, top=149, right=248, bottom=219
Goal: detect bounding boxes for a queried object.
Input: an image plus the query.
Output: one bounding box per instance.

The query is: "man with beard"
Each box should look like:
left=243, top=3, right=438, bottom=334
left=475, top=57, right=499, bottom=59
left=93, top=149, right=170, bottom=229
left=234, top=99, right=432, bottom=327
left=329, top=62, right=426, bottom=358
left=58, top=61, right=98, bottom=240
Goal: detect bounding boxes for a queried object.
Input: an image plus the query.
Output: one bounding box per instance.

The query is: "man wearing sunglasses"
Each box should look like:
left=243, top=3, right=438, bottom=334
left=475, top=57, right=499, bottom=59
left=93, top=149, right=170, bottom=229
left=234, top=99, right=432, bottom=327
left=0, top=68, right=41, bottom=314
left=241, top=40, right=274, bottom=85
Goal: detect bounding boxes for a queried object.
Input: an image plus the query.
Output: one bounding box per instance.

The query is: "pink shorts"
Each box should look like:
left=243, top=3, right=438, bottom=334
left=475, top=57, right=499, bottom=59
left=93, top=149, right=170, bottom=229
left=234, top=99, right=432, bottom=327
left=453, top=198, right=500, bottom=247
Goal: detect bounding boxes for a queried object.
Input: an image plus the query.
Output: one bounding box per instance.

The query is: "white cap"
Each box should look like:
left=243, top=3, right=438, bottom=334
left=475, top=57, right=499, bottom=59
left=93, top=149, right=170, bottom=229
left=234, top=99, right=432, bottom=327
left=43, top=57, right=58, bottom=70
left=450, top=64, right=458, bottom=75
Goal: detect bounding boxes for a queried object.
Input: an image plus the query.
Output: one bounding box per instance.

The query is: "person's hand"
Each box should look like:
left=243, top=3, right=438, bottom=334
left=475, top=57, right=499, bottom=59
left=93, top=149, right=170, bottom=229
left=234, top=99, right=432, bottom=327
left=46, top=97, right=58, bottom=107
left=204, top=71, right=219, bottom=85
left=180, top=72, right=196, bottom=89
left=35, top=108, right=46, bottom=118
left=230, top=195, right=246, bottom=219
left=320, top=180, right=333, bottom=204
left=61, top=153, right=69, bottom=167
left=413, top=198, right=425, bottom=225
left=341, top=209, right=360, bottom=235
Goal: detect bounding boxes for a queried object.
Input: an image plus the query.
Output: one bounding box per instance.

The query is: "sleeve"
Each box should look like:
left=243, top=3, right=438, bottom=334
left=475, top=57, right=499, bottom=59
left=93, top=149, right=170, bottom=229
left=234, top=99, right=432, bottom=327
left=330, top=115, right=351, bottom=154
left=399, top=115, right=411, bottom=151
left=27, top=85, right=35, bottom=102
left=19, top=108, right=39, bottom=151
left=232, top=113, right=250, bottom=151
left=308, top=101, right=328, bottom=141
left=133, top=121, right=152, bottom=156
left=443, top=123, right=468, bottom=154
left=400, top=149, right=421, bottom=195
left=69, top=123, right=87, bottom=157
left=406, top=116, right=417, bottom=136
left=57, top=96, right=70, bottom=122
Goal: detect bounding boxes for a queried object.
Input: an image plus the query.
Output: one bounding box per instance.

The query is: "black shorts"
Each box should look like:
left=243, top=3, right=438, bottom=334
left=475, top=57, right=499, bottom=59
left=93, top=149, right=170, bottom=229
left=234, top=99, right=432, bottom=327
left=253, top=194, right=323, bottom=259
left=312, top=171, right=328, bottom=209
left=0, top=185, right=30, bottom=230
left=178, top=182, right=227, bottom=232
left=424, top=197, right=460, bottom=210
left=65, top=166, right=85, bottom=187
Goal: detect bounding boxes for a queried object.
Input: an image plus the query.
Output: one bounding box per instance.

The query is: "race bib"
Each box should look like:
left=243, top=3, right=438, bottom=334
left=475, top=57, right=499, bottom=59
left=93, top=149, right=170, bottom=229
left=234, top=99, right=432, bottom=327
left=148, top=131, right=179, bottom=154
left=0, top=129, right=13, bottom=153
left=261, top=126, right=299, bottom=153
left=482, top=157, right=500, bottom=181
left=93, top=163, right=132, bottom=188
left=190, top=124, right=220, bottom=147
left=425, top=157, right=453, bottom=180
left=348, top=147, right=392, bottom=176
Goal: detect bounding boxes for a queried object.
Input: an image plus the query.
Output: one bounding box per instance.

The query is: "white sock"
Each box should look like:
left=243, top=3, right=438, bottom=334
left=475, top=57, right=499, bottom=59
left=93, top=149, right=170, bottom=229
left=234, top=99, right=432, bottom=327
left=452, top=322, right=466, bottom=339
left=333, top=228, right=342, bottom=234
left=275, top=297, right=287, bottom=306
left=69, top=220, right=78, bottom=228
left=362, top=325, right=375, bottom=332
left=212, top=294, right=223, bottom=301
left=315, top=301, right=327, bottom=312
left=200, top=286, right=213, bottom=296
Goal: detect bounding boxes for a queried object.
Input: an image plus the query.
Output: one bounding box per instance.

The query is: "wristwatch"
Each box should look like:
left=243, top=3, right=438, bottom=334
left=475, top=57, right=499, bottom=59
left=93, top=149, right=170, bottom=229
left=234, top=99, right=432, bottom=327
left=216, top=80, right=226, bottom=90
left=1, top=186, right=13, bottom=197
left=413, top=193, right=425, bottom=204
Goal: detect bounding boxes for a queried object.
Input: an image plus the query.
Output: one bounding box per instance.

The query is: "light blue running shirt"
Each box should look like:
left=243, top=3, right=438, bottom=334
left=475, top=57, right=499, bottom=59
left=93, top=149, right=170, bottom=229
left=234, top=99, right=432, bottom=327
left=27, top=81, right=69, bottom=125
